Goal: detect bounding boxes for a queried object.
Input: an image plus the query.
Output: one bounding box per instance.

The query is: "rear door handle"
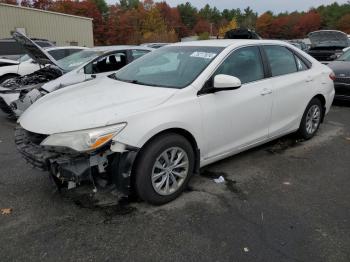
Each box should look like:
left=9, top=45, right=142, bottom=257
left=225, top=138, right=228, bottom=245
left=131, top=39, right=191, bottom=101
left=261, top=88, right=272, bottom=96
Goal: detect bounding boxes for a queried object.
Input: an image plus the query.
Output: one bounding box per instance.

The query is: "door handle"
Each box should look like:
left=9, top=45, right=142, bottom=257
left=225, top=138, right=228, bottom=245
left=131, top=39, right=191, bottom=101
left=261, top=88, right=272, bottom=96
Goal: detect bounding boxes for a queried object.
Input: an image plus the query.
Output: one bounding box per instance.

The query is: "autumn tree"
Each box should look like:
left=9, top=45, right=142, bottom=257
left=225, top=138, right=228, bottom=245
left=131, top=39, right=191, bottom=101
left=218, top=18, right=238, bottom=38
left=293, top=11, right=321, bottom=38
left=256, top=12, right=273, bottom=38
left=337, top=14, right=350, bottom=33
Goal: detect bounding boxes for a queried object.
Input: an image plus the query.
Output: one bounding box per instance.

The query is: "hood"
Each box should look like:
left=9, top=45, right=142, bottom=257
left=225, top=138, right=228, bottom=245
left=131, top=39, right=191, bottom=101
left=308, top=30, right=349, bottom=47
left=327, top=61, right=350, bottom=76
left=0, top=58, right=19, bottom=67
left=12, top=32, right=60, bottom=68
left=19, top=76, right=177, bottom=134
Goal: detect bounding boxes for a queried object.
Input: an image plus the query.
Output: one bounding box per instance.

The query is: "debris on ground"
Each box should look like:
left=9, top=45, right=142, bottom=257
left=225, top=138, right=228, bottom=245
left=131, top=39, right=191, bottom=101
left=1, top=208, right=12, bottom=215
left=243, top=247, right=249, bottom=252
left=283, top=181, right=291, bottom=185
left=213, top=176, right=225, bottom=184
left=345, top=137, right=350, bottom=141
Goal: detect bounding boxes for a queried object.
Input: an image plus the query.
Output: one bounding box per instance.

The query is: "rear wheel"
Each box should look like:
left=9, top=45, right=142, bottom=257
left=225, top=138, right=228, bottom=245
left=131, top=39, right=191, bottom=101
left=297, top=98, right=323, bottom=139
left=134, top=133, right=195, bottom=205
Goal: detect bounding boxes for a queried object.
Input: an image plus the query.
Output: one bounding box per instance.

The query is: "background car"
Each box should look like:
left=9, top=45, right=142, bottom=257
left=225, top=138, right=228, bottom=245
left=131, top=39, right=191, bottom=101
left=327, top=48, right=350, bottom=101
left=5, top=45, right=153, bottom=117
left=0, top=46, right=87, bottom=84
left=308, top=30, right=350, bottom=63
left=0, top=37, right=55, bottom=60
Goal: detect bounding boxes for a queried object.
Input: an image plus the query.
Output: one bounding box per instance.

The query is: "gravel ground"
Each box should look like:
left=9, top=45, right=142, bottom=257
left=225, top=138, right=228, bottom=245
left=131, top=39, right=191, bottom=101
left=0, top=104, right=349, bottom=262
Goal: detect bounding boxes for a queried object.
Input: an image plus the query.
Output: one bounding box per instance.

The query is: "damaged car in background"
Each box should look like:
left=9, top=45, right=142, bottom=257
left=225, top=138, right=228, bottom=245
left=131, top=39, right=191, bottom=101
left=0, top=32, right=152, bottom=118
left=0, top=45, right=87, bottom=84
left=16, top=40, right=334, bottom=205
left=308, top=30, right=350, bottom=63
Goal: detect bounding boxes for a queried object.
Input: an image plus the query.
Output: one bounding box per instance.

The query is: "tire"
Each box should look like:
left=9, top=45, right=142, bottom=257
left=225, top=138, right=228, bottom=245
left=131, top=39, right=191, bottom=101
left=297, top=98, right=323, bottom=140
left=0, top=74, right=18, bottom=84
left=134, top=133, right=195, bottom=205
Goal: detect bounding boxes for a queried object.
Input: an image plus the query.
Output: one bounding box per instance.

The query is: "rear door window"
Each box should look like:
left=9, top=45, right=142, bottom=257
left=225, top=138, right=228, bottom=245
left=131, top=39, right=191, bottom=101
left=264, top=46, right=298, bottom=77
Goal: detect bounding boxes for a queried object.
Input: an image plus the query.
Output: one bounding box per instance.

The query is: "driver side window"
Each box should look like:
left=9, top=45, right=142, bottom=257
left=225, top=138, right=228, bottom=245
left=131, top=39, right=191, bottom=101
left=213, top=46, right=264, bottom=84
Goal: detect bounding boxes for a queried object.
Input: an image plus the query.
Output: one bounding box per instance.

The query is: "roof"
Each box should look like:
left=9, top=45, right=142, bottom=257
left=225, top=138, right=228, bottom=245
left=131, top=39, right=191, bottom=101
left=172, top=39, right=292, bottom=48
left=0, top=3, right=93, bottom=21
left=45, top=46, right=89, bottom=51
left=91, top=45, right=153, bottom=52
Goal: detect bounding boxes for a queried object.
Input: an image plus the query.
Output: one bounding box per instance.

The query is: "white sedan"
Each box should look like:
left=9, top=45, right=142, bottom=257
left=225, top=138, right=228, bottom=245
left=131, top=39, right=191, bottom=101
left=17, top=40, right=335, bottom=205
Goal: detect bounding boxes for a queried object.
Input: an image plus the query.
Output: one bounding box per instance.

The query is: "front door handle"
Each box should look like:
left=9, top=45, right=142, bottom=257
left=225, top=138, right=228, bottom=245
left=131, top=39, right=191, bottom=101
left=261, top=88, right=272, bottom=96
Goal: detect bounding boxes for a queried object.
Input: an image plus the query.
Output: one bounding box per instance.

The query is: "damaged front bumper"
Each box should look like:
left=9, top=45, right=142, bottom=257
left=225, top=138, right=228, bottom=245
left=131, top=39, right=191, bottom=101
left=14, top=126, right=139, bottom=195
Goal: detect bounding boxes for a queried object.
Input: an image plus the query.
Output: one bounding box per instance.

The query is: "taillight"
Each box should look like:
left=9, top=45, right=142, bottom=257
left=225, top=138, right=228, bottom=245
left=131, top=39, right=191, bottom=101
left=329, top=72, right=336, bottom=81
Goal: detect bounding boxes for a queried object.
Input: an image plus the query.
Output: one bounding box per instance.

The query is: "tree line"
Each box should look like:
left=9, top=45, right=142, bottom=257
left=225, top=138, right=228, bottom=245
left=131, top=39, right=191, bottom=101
left=1, top=0, right=350, bottom=45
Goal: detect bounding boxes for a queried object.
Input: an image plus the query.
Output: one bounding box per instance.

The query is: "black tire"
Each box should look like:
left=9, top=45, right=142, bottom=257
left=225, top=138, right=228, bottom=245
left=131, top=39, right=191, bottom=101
left=0, top=74, right=18, bottom=84
left=297, top=98, right=323, bottom=140
left=134, top=133, right=195, bottom=205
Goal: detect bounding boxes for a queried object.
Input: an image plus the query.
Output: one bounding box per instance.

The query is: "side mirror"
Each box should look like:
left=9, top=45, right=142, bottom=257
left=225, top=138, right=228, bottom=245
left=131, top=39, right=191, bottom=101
left=213, top=74, right=241, bottom=90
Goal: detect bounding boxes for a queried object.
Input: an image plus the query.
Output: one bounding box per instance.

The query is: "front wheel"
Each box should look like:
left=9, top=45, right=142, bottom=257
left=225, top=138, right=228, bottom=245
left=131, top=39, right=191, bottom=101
left=297, top=98, right=323, bottom=140
left=134, top=133, right=195, bottom=205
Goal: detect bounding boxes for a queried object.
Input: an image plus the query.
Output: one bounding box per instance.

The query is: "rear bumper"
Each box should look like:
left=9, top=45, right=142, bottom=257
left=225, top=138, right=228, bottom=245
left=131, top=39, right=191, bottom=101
left=15, top=126, right=139, bottom=195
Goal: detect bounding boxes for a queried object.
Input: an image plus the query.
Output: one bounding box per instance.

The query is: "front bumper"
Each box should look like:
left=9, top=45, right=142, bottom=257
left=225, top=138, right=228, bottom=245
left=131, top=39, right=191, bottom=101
left=15, top=126, right=139, bottom=195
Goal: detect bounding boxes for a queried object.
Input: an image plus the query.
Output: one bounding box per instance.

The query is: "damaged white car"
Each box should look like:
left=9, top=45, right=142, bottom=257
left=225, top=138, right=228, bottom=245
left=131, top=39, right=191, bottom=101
left=0, top=32, right=152, bottom=118
left=16, top=40, right=335, bottom=205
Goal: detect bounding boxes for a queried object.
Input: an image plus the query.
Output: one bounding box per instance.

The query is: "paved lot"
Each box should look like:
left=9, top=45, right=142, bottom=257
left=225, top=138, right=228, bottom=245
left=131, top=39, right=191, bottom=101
left=0, top=104, right=350, bottom=262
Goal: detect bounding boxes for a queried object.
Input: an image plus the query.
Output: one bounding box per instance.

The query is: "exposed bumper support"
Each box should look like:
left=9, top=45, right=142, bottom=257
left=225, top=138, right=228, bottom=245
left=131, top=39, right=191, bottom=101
left=15, top=126, right=139, bottom=196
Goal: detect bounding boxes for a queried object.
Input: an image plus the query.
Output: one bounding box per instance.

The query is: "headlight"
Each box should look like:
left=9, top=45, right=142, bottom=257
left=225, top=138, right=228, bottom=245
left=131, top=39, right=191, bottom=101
left=41, top=123, right=127, bottom=152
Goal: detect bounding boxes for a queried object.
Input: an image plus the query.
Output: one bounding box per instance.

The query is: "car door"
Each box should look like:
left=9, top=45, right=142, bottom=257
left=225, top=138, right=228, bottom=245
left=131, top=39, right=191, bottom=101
left=198, top=46, right=274, bottom=160
left=83, top=51, right=127, bottom=79
left=262, top=45, right=315, bottom=137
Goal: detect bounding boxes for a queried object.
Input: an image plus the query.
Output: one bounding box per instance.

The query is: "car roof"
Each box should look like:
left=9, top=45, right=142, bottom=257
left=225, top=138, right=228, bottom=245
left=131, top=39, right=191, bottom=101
left=170, top=39, right=293, bottom=48
left=91, top=45, right=153, bottom=52
left=45, top=46, right=89, bottom=51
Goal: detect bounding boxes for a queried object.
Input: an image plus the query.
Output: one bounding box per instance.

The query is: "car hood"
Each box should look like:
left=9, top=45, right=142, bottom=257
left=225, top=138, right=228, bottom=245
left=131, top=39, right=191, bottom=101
left=327, top=61, right=350, bottom=76
left=308, top=30, right=349, bottom=47
left=19, top=76, right=177, bottom=134
left=12, top=32, right=61, bottom=68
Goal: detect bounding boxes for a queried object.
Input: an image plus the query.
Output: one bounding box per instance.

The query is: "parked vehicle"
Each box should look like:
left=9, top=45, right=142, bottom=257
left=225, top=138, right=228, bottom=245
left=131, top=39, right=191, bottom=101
left=16, top=40, right=334, bottom=205
left=0, top=37, right=55, bottom=60
left=327, top=48, right=350, bottom=100
left=0, top=46, right=87, bottom=84
left=225, top=28, right=261, bottom=39
left=0, top=32, right=152, bottom=118
left=287, top=40, right=309, bottom=52
left=308, top=30, right=350, bottom=63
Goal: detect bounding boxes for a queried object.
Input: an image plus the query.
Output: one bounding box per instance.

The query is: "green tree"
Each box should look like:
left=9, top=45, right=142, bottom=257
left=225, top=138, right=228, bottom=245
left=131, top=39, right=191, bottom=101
left=177, top=2, right=198, bottom=29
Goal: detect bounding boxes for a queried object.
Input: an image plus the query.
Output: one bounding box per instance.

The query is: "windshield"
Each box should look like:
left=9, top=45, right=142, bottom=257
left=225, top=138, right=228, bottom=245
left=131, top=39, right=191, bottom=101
left=18, top=54, right=31, bottom=62
left=337, top=50, right=350, bottom=61
left=56, top=50, right=101, bottom=71
left=113, top=46, right=223, bottom=89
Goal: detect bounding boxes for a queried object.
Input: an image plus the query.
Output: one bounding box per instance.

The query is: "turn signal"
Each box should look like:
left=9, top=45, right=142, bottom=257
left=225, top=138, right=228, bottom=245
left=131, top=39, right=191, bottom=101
left=90, top=134, right=114, bottom=149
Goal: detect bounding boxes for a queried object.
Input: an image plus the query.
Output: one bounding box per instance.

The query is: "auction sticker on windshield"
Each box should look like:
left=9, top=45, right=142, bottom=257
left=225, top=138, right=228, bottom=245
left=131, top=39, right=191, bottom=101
left=190, top=52, right=217, bottom=59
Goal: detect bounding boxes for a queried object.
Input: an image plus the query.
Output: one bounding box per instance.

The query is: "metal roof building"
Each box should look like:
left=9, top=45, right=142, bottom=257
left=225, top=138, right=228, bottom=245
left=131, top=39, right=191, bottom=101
left=0, top=3, right=93, bottom=47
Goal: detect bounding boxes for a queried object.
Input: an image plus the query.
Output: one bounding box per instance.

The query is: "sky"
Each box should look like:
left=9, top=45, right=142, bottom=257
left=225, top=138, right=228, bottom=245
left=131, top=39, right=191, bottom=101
left=146, top=0, right=349, bottom=14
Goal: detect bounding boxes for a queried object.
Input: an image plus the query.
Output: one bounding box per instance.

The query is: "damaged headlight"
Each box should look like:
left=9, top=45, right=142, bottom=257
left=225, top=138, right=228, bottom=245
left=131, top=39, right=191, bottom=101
left=41, top=123, right=127, bottom=152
